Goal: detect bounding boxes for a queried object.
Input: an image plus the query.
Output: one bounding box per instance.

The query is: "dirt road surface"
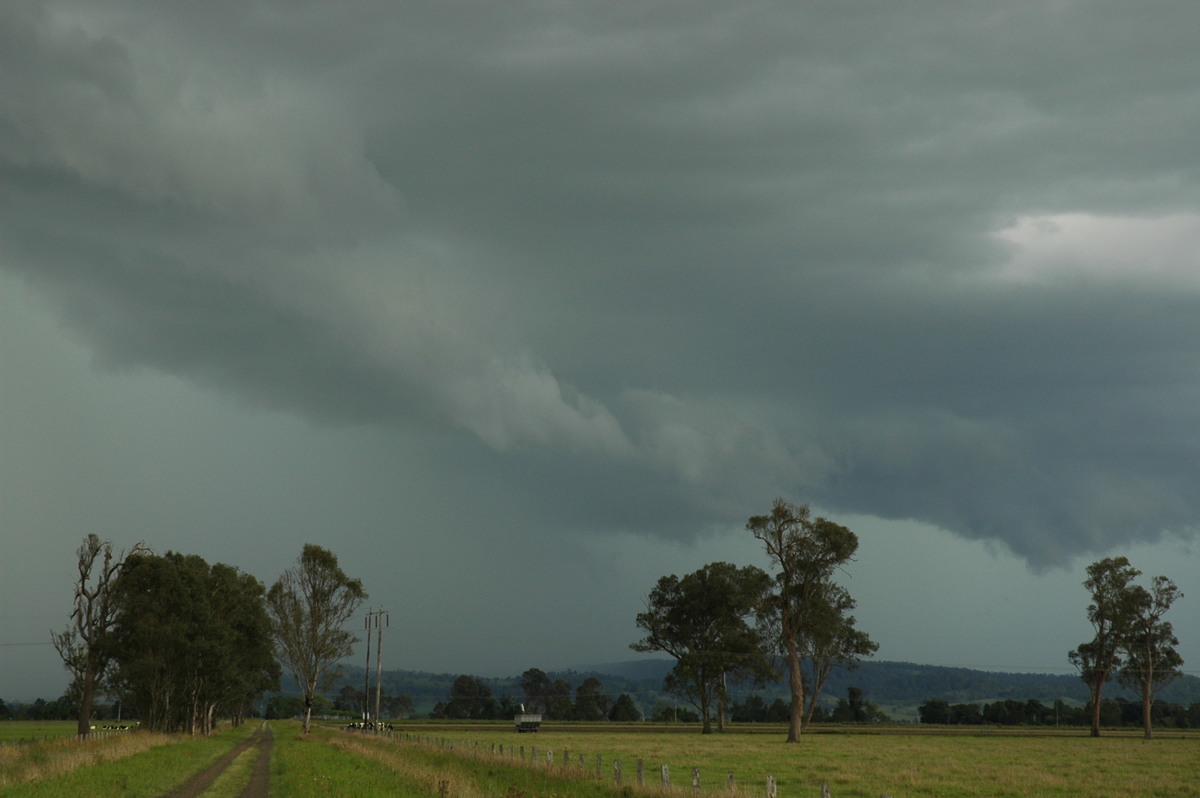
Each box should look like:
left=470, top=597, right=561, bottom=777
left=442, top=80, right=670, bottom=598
left=160, top=723, right=273, bottom=798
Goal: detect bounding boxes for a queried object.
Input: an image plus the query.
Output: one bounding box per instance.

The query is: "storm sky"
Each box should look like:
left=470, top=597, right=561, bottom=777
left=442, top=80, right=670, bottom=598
left=3, top=0, right=1198, bottom=701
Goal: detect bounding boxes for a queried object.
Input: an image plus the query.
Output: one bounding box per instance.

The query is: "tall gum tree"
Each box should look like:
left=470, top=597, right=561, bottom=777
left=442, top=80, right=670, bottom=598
left=796, top=582, right=878, bottom=730
left=748, top=499, right=861, bottom=743
left=1117, top=575, right=1183, bottom=740
left=1068, top=556, right=1142, bottom=738
left=267, top=544, right=367, bottom=734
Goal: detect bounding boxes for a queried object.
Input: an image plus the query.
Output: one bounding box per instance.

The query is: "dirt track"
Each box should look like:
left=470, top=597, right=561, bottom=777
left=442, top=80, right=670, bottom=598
left=159, top=723, right=272, bottom=798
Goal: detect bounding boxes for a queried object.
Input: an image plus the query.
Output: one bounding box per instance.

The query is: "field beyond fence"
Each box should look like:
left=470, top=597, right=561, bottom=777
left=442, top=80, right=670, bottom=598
left=353, top=722, right=1200, bottom=798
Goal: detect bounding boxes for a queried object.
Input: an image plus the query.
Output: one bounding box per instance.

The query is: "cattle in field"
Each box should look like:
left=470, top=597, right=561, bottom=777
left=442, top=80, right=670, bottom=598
left=345, top=721, right=394, bottom=731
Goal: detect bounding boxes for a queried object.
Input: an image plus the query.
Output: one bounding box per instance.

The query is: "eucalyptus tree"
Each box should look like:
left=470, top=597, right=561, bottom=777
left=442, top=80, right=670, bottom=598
left=1117, top=575, right=1183, bottom=739
left=1068, top=556, right=1143, bottom=737
left=446, top=674, right=495, bottom=719
left=52, top=534, right=147, bottom=737
left=267, top=544, right=367, bottom=733
left=109, top=552, right=278, bottom=733
left=519, top=667, right=551, bottom=714
left=200, top=563, right=281, bottom=727
left=546, top=678, right=574, bottom=720
left=748, top=498, right=864, bottom=742
left=608, top=692, right=641, bottom=721
left=795, top=582, right=878, bottom=730
left=632, top=561, right=774, bottom=734
left=574, top=676, right=611, bottom=721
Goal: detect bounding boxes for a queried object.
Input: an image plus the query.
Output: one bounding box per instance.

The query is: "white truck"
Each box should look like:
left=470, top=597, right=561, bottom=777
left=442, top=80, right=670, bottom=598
left=514, top=706, right=542, bottom=732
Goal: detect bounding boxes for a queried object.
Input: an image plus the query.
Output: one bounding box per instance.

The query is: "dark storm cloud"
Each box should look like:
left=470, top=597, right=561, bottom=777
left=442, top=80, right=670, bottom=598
left=4, top=0, right=1200, bottom=568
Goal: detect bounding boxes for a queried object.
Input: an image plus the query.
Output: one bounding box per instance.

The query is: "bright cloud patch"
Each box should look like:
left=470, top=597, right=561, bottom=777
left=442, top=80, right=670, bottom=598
left=994, top=213, right=1200, bottom=287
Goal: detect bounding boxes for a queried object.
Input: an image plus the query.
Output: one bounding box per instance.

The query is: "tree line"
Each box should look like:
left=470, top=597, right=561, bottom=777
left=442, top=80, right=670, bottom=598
left=51, top=536, right=366, bottom=737
left=418, top=670, right=892, bottom=726
left=918, top=695, right=1200, bottom=728
left=427, top=669, right=642, bottom=722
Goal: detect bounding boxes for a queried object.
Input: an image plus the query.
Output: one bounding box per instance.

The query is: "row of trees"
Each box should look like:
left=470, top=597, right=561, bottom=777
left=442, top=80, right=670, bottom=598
left=633, top=499, right=878, bottom=740
left=0, top=695, right=87, bottom=722
left=919, top=696, right=1200, bottom=729
left=429, top=670, right=642, bottom=722
left=54, top=536, right=367, bottom=736
left=1070, top=556, right=1184, bottom=739
left=332, top=686, right=413, bottom=719
left=725, top=687, right=887, bottom=724
left=51, top=539, right=279, bottom=735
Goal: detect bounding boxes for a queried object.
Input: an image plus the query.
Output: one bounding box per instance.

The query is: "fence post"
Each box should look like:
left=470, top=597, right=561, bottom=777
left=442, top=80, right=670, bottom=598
left=546, top=749, right=554, bottom=767
left=661, top=764, right=670, bottom=789
left=595, top=753, right=602, bottom=780
left=822, top=783, right=831, bottom=798
left=614, top=759, right=622, bottom=785
left=638, top=759, right=645, bottom=787
left=562, top=748, right=569, bottom=771
left=766, top=775, right=777, bottom=798
left=692, top=767, right=701, bottom=794
left=726, top=772, right=735, bottom=792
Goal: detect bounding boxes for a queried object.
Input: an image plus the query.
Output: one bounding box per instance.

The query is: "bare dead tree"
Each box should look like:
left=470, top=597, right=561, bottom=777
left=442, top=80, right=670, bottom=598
left=52, top=534, right=148, bottom=737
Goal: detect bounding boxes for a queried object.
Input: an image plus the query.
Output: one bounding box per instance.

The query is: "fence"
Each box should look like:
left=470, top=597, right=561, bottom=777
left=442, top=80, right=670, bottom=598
left=354, top=729, right=893, bottom=798
left=0, top=728, right=132, bottom=747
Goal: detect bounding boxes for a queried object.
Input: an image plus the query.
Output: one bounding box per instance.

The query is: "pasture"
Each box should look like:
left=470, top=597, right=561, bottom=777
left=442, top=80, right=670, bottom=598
left=376, top=723, right=1200, bottom=797
left=0, top=720, right=81, bottom=743
left=1, top=719, right=1197, bottom=797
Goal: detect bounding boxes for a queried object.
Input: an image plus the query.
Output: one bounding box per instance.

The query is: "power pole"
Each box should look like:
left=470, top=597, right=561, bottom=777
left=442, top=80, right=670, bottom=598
left=362, top=610, right=373, bottom=722
left=374, top=608, right=388, bottom=729
left=363, top=607, right=389, bottom=728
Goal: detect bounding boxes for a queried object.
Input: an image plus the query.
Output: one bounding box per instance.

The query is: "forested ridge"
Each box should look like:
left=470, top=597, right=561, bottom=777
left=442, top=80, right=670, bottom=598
left=323, top=659, right=1200, bottom=717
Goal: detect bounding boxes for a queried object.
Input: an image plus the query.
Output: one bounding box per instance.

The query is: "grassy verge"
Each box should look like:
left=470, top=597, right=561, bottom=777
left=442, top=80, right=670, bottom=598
left=271, top=721, right=435, bottom=797
left=327, top=731, right=649, bottom=798
left=0, top=722, right=255, bottom=797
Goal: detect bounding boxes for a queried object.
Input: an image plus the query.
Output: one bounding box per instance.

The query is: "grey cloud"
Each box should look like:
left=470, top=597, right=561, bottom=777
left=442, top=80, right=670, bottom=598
left=4, top=0, right=1200, bottom=573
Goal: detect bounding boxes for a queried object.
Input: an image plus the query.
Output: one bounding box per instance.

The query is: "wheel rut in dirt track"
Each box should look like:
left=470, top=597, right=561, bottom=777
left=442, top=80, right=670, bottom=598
left=160, top=723, right=272, bottom=798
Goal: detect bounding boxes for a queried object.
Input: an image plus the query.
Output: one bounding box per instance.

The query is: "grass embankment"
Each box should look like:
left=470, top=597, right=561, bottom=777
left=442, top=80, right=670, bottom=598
left=0, top=721, right=255, bottom=797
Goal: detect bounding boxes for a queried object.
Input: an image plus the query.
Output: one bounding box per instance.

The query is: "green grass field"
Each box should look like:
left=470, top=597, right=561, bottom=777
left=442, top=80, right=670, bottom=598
left=0, top=721, right=81, bottom=743
left=371, top=723, right=1200, bottom=798
left=3, top=720, right=1197, bottom=797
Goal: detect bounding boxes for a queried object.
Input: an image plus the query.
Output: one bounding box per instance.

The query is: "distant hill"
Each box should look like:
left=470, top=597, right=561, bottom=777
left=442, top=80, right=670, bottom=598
left=574, top=658, right=1200, bottom=704
left=325, top=659, right=1200, bottom=719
